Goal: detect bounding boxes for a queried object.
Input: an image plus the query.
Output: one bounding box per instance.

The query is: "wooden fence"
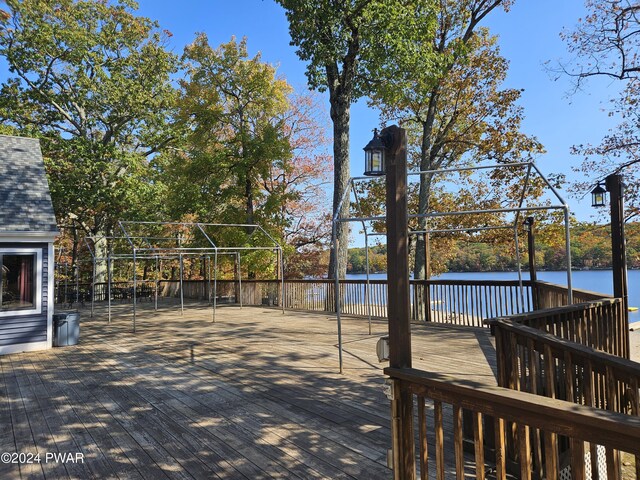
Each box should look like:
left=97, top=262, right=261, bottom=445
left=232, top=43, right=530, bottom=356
left=385, top=366, right=640, bottom=480
left=534, top=280, right=612, bottom=309
left=485, top=301, right=637, bottom=479
left=57, top=278, right=616, bottom=332
left=487, top=298, right=629, bottom=359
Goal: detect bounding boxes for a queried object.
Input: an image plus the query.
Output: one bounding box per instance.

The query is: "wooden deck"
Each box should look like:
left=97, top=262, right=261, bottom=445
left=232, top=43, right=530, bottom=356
left=1, top=301, right=497, bottom=479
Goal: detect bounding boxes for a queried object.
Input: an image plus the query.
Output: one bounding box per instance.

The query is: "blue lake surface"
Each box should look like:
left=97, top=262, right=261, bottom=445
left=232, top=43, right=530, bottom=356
left=347, top=270, right=640, bottom=320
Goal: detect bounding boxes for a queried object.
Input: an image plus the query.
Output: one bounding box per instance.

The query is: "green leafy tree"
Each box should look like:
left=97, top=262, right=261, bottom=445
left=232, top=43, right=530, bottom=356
left=174, top=35, right=291, bottom=227
left=275, top=0, right=438, bottom=279
left=0, top=0, right=179, bottom=275
left=161, top=36, right=333, bottom=277
left=369, top=0, right=547, bottom=279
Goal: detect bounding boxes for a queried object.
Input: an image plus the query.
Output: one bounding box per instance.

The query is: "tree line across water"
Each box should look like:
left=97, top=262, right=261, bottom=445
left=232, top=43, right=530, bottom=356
left=347, top=222, right=640, bottom=274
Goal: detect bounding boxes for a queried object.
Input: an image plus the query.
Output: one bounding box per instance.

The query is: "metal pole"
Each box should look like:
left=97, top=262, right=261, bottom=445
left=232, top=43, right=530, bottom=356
left=276, top=247, right=284, bottom=315
left=212, top=251, right=218, bottom=322
left=424, top=231, right=431, bottom=322
left=107, top=254, right=112, bottom=323
left=207, top=255, right=212, bottom=304
left=563, top=207, right=574, bottom=304
left=364, top=231, right=372, bottom=335
left=526, top=218, right=538, bottom=283
left=90, top=257, right=96, bottom=318
left=64, top=262, right=68, bottom=305
left=75, top=264, right=79, bottom=306
left=179, top=253, right=184, bottom=316
left=237, top=253, right=243, bottom=308
left=133, top=248, right=137, bottom=333
left=513, top=227, right=525, bottom=312
left=279, top=248, right=285, bottom=314
left=155, top=255, right=159, bottom=311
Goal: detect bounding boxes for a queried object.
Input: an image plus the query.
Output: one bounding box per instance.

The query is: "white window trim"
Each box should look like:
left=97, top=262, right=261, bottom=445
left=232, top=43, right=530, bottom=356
left=0, top=248, right=43, bottom=318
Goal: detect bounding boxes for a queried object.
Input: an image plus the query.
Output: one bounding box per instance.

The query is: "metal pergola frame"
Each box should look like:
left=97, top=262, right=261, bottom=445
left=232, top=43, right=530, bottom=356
left=331, top=161, right=573, bottom=373
left=82, top=221, right=284, bottom=332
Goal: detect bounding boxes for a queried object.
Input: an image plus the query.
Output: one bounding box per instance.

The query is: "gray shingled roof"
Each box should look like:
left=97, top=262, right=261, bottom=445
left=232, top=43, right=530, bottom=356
left=0, top=135, right=58, bottom=233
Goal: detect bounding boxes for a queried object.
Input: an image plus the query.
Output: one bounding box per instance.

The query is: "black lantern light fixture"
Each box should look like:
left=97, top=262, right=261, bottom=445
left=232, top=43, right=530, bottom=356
left=523, top=216, right=534, bottom=232
left=363, top=128, right=387, bottom=176
left=591, top=183, right=607, bottom=207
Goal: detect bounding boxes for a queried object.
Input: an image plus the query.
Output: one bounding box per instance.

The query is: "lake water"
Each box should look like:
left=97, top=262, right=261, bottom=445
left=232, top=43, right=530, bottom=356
left=347, top=270, right=640, bottom=321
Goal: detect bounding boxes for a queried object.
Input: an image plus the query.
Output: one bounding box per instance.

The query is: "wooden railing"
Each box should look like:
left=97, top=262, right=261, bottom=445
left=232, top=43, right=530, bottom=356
left=489, top=316, right=640, bottom=411
left=60, top=279, right=620, bottom=336
left=152, top=278, right=536, bottom=327
left=485, top=300, right=637, bottom=479
left=534, top=280, right=612, bottom=309
left=487, top=299, right=629, bottom=359
left=55, top=281, right=156, bottom=304
left=413, top=279, right=534, bottom=327
left=385, top=366, right=640, bottom=480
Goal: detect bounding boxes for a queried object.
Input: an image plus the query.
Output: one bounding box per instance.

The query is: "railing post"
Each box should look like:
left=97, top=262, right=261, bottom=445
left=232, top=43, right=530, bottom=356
left=525, top=217, right=539, bottom=311
left=606, top=174, right=628, bottom=323
left=424, top=232, right=432, bottom=322
left=384, top=125, right=416, bottom=479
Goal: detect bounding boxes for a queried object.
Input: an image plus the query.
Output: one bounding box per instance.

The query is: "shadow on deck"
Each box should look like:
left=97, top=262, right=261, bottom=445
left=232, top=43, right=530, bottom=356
left=0, top=301, right=497, bottom=479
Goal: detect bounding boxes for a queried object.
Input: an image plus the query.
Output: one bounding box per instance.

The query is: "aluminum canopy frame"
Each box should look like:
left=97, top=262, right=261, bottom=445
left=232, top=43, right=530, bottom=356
left=83, top=235, right=243, bottom=325
left=331, top=161, right=573, bottom=373
left=84, top=222, right=284, bottom=332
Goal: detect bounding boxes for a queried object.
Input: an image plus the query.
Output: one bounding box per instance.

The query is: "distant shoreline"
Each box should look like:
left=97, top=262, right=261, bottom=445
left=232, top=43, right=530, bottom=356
left=347, top=268, right=640, bottom=275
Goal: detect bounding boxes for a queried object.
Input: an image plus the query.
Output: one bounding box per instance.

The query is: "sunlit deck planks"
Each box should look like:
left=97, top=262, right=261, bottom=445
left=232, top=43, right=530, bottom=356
left=0, top=301, right=497, bottom=479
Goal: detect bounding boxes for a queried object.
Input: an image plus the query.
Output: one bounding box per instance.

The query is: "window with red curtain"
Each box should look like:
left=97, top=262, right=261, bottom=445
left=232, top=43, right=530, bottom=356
left=1, top=254, right=36, bottom=311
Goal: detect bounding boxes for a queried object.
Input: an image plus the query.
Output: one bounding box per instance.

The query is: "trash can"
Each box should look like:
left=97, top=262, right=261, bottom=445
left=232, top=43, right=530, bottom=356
left=53, top=311, right=80, bottom=347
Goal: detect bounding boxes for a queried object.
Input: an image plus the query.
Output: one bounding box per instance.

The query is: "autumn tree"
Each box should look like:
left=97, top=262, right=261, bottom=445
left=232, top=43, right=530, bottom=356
left=160, top=36, right=333, bottom=277
left=264, top=92, right=333, bottom=278
left=560, top=0, right=640, bottom=219
left=0, top=0, right=179, bottom=276
left=369, top=0, right=545, bottom=278
left=168, top=35, right=291, bottom=226
left=275, top=0, right=438, bottom=279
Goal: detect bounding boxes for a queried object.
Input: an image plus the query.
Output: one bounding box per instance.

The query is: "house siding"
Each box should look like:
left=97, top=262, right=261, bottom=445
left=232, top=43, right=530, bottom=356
left=0, top=242, right=48, bottom=346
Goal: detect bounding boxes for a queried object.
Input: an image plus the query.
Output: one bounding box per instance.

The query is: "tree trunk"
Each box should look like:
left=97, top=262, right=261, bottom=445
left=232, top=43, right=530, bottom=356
left=328, top=93, right=351, bottom=280
left=93, top=233, right=109, bottom=284
left=414, top=119, right=435, bottom=280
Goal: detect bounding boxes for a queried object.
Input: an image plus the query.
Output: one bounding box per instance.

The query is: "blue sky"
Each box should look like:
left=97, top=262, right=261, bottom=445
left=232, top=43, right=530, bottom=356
left=133, top=0, right=619, bottom=222
left=0, top=1, right=618, bottom=222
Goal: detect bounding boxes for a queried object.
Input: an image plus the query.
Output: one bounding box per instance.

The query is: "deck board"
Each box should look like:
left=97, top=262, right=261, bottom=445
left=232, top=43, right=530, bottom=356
left=2, top=301, right=498, bottom=479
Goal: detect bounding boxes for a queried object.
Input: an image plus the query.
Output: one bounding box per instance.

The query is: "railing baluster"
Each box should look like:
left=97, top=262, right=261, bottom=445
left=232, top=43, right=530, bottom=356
left=605, top=446, right=621, bottom=480
left=434, top=400, right=445, bottom=480
left=570, top=439, right=586, bottom=480
left=543, top=430, right=559, bottom=480
left=565, top=351, right=575, bottom=403
left=453, top=404, right=464, bottom=479
left=473, top=411, right=485, bottom=480
left=518, top=424, right=532, bottom=480
left=418, top=396, right=428, bottom=480
left=494, top=417, right=507, bottom=480
left=630, top=376, right=640, bottom=479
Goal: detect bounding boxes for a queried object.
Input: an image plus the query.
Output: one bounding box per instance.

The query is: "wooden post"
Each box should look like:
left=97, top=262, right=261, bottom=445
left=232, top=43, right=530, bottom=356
left=606, top=174, right=628, bottom=323
left=384, top=125, right=416, bottom=479
left=526, top=217, right=538, bottom=310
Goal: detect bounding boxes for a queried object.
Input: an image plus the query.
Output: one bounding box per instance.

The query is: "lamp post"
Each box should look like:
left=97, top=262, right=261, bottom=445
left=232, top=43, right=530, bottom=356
left=591, top=183, right=607, bottom=207
left=592, top=174, right=628, bottom=322
left=365, top=125, right=415, bottom=479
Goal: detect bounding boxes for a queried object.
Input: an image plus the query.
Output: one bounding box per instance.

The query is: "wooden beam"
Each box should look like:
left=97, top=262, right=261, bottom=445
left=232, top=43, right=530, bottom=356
left=384, top=125, right=415, bottom=479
